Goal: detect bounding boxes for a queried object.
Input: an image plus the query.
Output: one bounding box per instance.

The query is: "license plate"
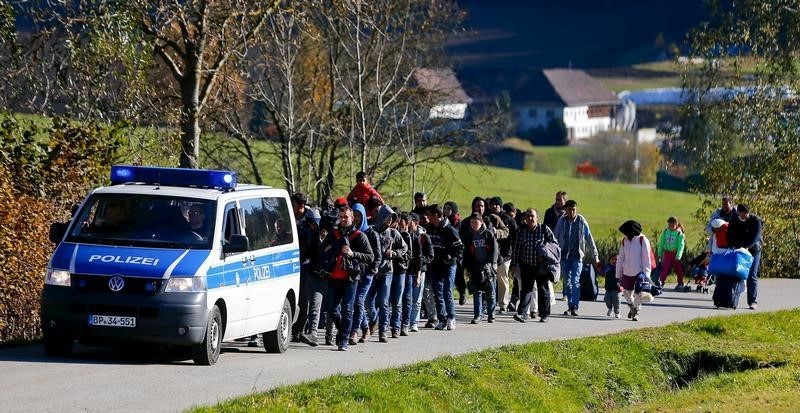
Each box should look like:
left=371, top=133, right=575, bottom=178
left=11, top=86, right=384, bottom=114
left=89, top=314, right=136, bottom=328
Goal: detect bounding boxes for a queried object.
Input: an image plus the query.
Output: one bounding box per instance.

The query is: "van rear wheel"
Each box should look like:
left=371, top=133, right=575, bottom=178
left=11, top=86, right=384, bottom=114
left=264, top=298, right=291, bottom=353
left=192, top=305, right=222, bottom=365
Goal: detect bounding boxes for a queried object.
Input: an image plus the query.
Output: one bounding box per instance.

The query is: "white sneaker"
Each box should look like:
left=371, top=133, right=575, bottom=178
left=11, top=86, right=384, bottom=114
left=614, top=312, right=620, bottom=319
left=435, top=321, right=447, bottom=330
left=446, top=319, right=456, bottom=330
left=606, top=309, right=613, bottom=317
left=410, top=323, right=419, bottom=332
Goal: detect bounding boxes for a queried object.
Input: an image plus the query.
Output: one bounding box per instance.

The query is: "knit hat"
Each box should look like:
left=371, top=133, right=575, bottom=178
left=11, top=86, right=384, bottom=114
left=618, top=220, right=642, bottom=237
left=305, top=207, right=321, bottom=226
left=334, top=197, right=348, bottom=208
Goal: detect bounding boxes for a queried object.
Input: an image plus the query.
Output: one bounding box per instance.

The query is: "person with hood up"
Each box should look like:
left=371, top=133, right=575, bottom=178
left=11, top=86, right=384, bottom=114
left=365, top=204, right=407, bottom=342
left=615, top=220, right=653, bottom=322
left=348, top=203, right=382, bottom=345
left=347, top=171, right=384, bottom=209
left=463, top=213, right=500, bottom=323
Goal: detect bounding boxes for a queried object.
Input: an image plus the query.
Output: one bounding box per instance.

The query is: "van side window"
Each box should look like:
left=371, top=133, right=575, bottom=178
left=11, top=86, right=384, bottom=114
left=241, top=197, right=294, bottom=250
left=222, top=202, right=240, bottom=243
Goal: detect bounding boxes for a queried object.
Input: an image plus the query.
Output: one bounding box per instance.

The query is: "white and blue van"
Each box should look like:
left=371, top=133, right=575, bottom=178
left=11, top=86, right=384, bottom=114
left=42, top=166, right=300, bottom=365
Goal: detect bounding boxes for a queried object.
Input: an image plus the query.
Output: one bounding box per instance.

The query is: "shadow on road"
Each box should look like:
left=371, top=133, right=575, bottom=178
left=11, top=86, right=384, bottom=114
left=0, top=342, right=264, bottom=366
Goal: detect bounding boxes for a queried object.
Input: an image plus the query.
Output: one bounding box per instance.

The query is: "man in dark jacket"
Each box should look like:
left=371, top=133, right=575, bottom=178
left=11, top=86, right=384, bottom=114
left=425, top=204, right=464, bottom=330
left=543, top=191, right=567, bottom=232
left=366, top=205, right=408, bottom=342
left=290, top=192, right=317, bottom=342
left=402, top=212, right=434, bottom=333
left=463, top=213, right=500, bottom=324
left=726, top=204, right=763, bottom=310
left=319, top=206, right=373, bottom=351
left=459, top=197, right=509, bottom=306
left=512, top=208, right=556, bottom=323
left=489, top=196, right=517, bottom=313
left=349, top=203, right=382, bottom=345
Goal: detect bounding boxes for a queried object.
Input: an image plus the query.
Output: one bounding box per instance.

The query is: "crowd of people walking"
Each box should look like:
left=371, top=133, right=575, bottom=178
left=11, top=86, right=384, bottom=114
left=288, top=173, right=763, bottom=351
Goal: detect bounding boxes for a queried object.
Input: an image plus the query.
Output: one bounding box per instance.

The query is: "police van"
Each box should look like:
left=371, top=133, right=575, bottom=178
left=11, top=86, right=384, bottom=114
left=42, top=165, right=300, bottom=365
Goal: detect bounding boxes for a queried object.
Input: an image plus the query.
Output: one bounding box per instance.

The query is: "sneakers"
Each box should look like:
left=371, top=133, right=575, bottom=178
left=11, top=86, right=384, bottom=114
left=627, top=305, right=634, bottom=319
left=358, top=329, right=368, bottom=343
left=539, top=317, right=548, bottom=323
left=435, top=321, right=447, bottom=330
left=487, top=317, right=495, bottom=323
left=410, top=323, right=419, bottom=332
left=368, top=321, right=377, bottom=336
left=337, top=345, right=348, bottom=351
left=674, top=283, right=685, bottom=291
left=459, top=294, right=466, bottom=305
left=506, top=303, right=516, bottom=312
left=424, top=320, right=436, bottom=329
left=379, top=333, right=388, bottom=343
left=513, top=314, right=526, bottom=323
left=400, top=326, right=409, bottom=336
left=631, top=308, right=639, bottom=321
left=614, top=312, right=620, bottom=319
left=324, top=335, right=333, bottom=346
left=299, top=333, right=318, bottom=347
left=496, top=308, right=505, bottom=315
left=348, top=331, right=358, bottom=346
left=530, top=312, right=537, bottom=319
left=247, top=335, right=262, bottom=347
left=390, top=329, right=399, bottom=339
left=570, top=309, right=578, bottom=317
left=446, top=319, right=456, bottom=330
left=470, top=317, right=480, bottom=324
left=749, top=303, right=758, bottom=310
left=607, top=308, right=613, bottom=317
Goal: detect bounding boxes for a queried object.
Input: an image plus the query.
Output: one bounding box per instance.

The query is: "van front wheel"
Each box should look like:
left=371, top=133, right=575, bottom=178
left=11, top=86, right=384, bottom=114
left=264, top=298, right=291, bottom=353
left=192, top=305, right=222, bottom=365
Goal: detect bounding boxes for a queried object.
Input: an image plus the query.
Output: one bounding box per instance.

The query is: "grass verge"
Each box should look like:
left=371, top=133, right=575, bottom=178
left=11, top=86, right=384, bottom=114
left=192, top=310, right=800, bottom=413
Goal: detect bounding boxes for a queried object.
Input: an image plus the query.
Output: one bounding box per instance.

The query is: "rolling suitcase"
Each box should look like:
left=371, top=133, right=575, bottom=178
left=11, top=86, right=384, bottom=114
left=712, top=274, right=744, bottom=309
left=579, top=264, right=598, bottom=301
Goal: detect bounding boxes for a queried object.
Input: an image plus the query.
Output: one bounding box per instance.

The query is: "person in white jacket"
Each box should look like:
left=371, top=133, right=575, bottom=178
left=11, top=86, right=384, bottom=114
left=615, top=220, right=652, bottom=321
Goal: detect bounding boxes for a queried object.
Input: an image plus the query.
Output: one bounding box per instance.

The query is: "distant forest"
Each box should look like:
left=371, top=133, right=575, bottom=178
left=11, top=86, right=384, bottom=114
left=450, top=0, right=709, bottom=69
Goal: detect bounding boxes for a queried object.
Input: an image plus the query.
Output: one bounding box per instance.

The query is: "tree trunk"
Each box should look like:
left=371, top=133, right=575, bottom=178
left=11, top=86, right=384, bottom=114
left=179, top=53, right=202, bottom=169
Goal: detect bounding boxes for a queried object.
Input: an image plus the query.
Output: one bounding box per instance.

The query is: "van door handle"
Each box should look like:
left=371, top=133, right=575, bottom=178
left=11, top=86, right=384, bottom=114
left=249, top=255, right=256, bottom=263
left=241, top=255, right=248, bottom=265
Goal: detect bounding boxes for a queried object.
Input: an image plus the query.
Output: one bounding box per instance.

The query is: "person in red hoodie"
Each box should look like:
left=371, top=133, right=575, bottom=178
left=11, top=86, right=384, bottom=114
left=348, top=171, right=384, bottom=207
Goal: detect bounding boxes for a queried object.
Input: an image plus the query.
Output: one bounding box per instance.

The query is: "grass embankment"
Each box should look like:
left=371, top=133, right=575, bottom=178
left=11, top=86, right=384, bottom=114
left=193, top=310, right=800, bottom=412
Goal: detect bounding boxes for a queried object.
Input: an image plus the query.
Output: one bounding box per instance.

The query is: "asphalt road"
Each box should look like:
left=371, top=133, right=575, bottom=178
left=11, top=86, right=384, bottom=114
left=1, top=279, right=798, bottom=413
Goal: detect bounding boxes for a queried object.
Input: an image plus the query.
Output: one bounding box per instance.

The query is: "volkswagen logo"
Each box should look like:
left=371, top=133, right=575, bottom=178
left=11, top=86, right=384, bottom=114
left=108, top=276, right=125, bottom=292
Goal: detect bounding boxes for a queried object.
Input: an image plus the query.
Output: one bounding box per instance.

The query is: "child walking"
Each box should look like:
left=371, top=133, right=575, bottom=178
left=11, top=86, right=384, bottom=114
left=604, top=254, right=621, bottom=318
left=657, top=217, right=686, bottom=289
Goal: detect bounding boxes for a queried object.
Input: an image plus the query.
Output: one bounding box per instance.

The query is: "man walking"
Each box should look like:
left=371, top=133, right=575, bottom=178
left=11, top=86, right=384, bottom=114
left=727, top=204, right=763, bottom=310
left=554, top=200, right=600, bottom=317
left=512, top=208, right=557, bottom=323
left=425, top=204, right=464, bottom=330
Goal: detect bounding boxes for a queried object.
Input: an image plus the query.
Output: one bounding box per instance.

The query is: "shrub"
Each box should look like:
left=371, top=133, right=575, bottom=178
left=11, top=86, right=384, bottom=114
left=576, top=131, right=661, bottom=183
left=0, top=113, right=122, bottom=344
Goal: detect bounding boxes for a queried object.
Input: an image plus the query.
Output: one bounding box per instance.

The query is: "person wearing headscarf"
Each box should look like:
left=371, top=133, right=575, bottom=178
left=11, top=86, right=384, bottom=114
left=615, top=220, right=653, bottom=321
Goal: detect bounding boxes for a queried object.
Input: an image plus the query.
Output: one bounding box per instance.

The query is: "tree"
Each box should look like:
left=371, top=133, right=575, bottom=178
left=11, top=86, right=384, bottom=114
left=679, top=0, right=800, bottom=277
left=17, top=0, right=281, bottom=168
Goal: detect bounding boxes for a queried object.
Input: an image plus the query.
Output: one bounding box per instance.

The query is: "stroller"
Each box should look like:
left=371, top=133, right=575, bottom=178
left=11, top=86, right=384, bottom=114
left=688, top=252, right=713, bottom=294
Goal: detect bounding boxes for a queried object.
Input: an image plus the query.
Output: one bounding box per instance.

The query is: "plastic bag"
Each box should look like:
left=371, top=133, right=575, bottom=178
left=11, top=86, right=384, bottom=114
left=708, top=249, right=753, bottom=280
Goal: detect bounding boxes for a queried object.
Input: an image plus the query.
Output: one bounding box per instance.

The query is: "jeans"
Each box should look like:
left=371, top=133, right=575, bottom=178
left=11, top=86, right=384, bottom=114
left=562, top=257, right=583, bottom=310
left=405, top=272, right=426, bottom=327
left=350, top=274, right=374, bottom=334
left=292, top=273, right=310, bottom=339
left=326, top=278, right=358, bottom=348
left=471, top=277, right=496, bottom=319
left=422, top=272, right=437, bottom=322
left=372, top=272, right=393, bottom=334
left=747, top=248, right=761, bottom=306
left=389, top=271, right=406, bottom=330
left=304, top=275, right=328, bottom=337
left=496, top=260, right=512, bottom=308
left=431, top=264, right=457, bottom=322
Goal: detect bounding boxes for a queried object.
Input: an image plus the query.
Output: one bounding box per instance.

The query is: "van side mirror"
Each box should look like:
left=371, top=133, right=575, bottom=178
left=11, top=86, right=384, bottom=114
left=223, top=234, right=249, bottom=254
left=49, top=222, right=68, bottom=244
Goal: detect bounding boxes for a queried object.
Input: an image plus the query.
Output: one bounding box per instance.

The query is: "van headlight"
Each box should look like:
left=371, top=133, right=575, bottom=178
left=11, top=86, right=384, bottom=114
left=165, top=277, right=206, bottom=292
left=45, top=269, right=71, bottom=287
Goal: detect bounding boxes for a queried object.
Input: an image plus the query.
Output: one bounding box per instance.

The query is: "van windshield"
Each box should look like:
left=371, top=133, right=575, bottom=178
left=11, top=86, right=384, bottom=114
left=66, top=194, right=216, bottom=249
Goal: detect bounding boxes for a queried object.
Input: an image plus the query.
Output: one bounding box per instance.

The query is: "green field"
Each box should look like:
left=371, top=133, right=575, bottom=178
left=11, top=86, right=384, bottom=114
left=391, top=160, right=703, bottom=245
left=193, top=310, right=800, bottom=413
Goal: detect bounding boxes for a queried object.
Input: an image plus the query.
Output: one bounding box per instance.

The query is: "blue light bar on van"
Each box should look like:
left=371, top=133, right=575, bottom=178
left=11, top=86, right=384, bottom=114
left=110, top=165, right=237, bottom=190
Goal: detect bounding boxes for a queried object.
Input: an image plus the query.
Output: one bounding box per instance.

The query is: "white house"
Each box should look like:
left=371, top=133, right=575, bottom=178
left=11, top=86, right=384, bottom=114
left=516, top=69, right=621, bottom=141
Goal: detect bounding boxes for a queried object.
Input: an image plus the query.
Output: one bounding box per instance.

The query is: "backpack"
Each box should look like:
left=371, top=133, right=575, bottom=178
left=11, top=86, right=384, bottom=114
left=640, top=236, right=657, bottom=269
left=318, top=229, right=362, bottom=278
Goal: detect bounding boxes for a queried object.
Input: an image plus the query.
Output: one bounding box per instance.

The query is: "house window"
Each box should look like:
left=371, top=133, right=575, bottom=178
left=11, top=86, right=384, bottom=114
left=546, top=109, right=554, bottom=119
left=528, top=108, right=537, bottom=118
